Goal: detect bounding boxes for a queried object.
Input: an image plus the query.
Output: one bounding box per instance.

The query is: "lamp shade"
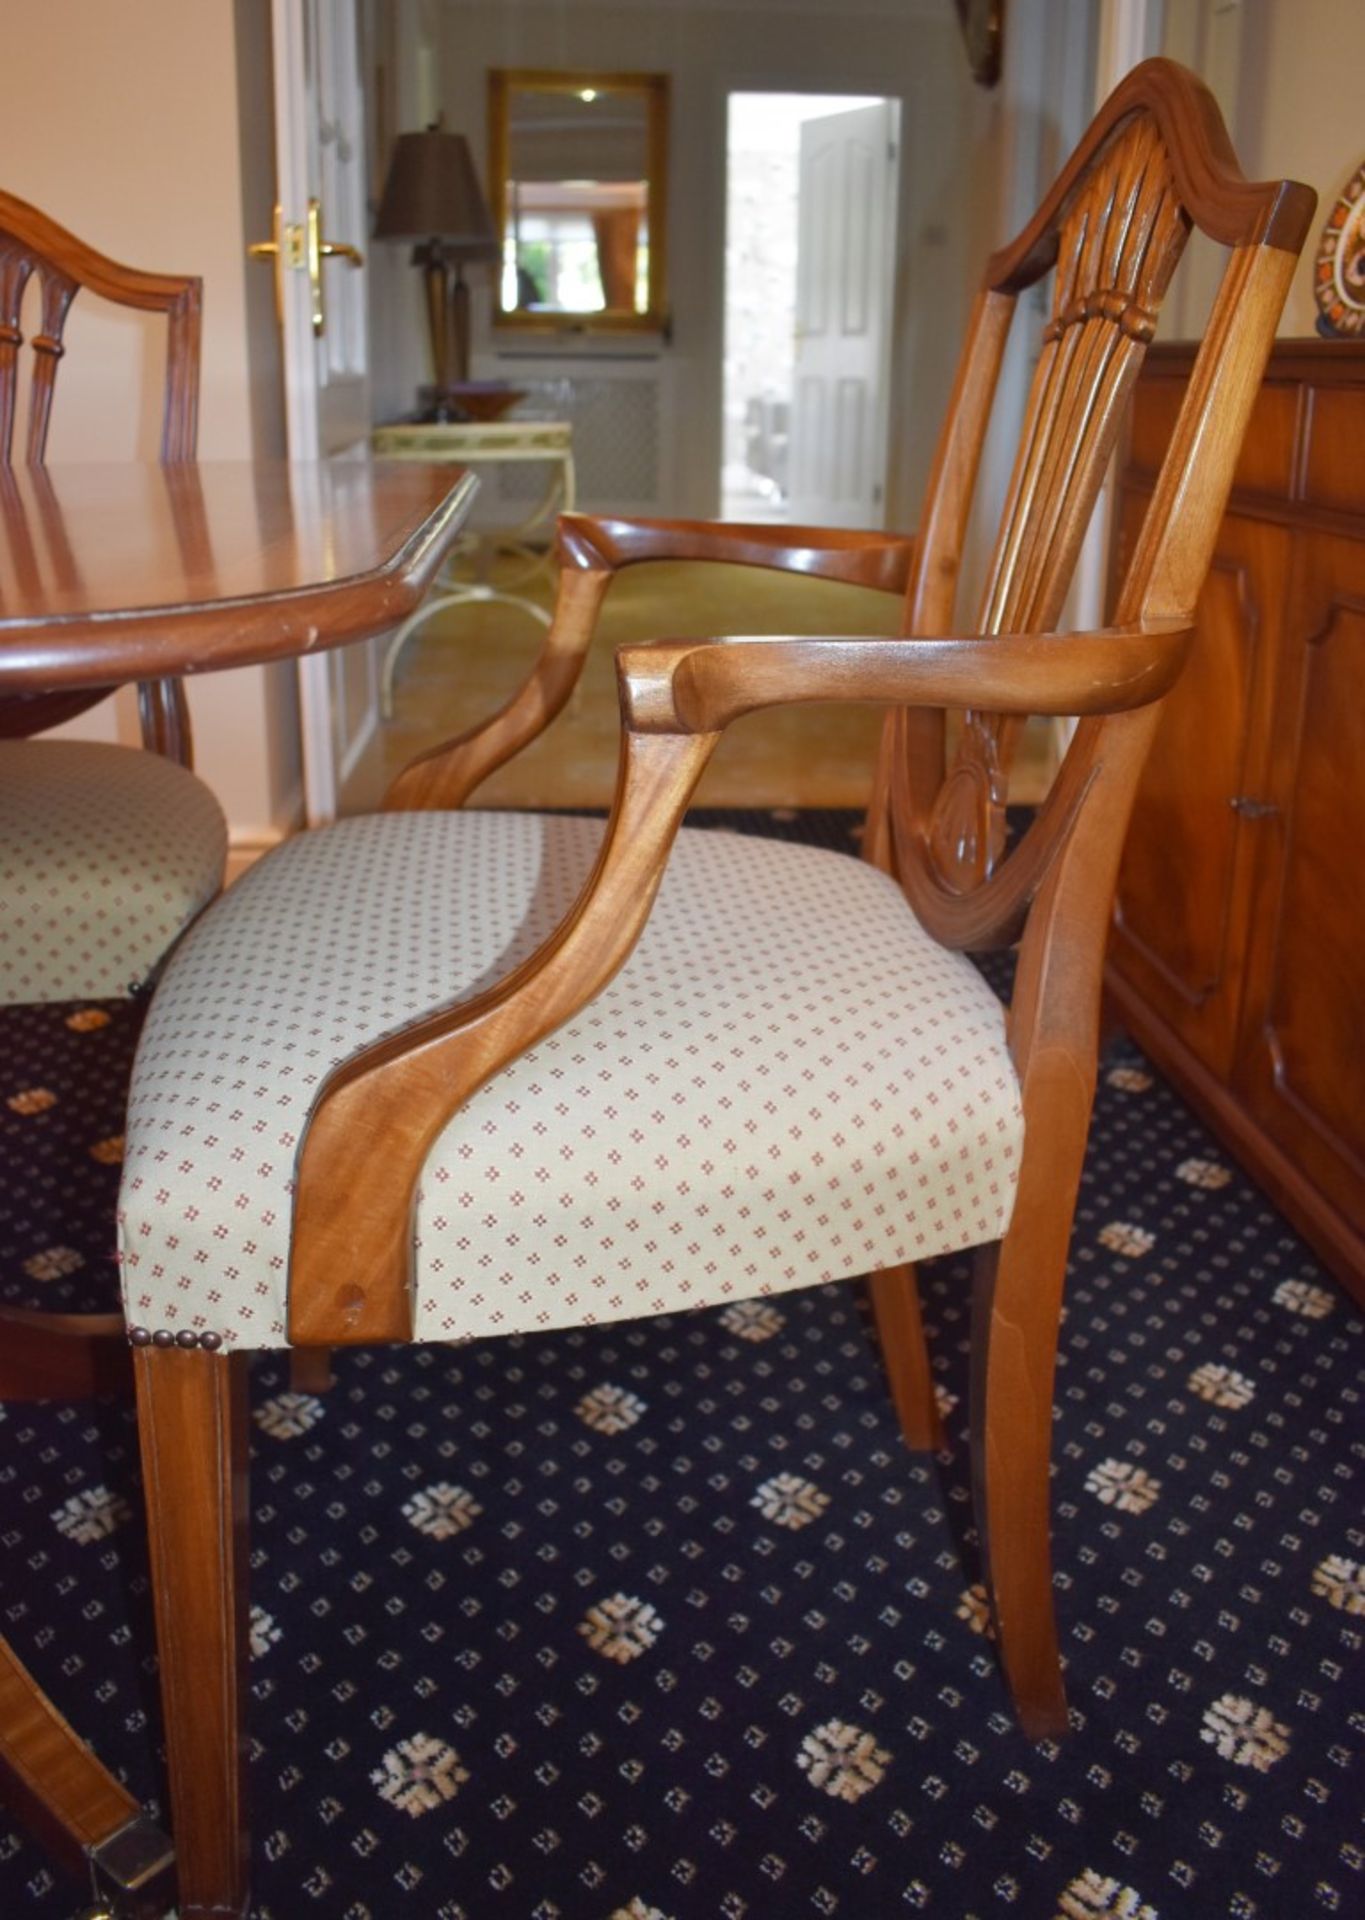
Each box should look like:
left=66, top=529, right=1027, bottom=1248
left=373, top=129, right=499, bottom=259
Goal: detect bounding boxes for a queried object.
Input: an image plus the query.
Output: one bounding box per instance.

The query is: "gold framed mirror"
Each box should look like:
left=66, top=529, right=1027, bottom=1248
left=488, top=69, right=669, bottom=331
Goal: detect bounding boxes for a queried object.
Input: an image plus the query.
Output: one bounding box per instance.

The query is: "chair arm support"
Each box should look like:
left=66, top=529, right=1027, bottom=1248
left=384, top=563, right=612, bottom=811
left=291, top=727, right=721, bottom=1343
left=384, top=516, right=919, bottom=810
left=618, top=622, right=1193, bottom=735
left=560, top=511, right=916, bottom=593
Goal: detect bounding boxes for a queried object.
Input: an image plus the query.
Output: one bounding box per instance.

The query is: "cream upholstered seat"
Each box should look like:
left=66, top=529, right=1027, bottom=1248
left=0, top=739, right=226, bottom=1001
left=118, top=811, right=1021, bottom=1348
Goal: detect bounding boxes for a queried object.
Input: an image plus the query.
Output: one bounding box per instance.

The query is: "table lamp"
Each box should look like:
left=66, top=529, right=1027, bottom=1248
left=374, top=122, right=500, bottom=410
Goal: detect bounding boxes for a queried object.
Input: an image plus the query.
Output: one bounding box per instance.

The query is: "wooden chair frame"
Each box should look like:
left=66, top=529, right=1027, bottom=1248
left=123, top=62, right=1313, bottom=1918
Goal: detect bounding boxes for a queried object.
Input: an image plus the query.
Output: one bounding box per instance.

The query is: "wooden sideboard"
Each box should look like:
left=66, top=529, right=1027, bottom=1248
left=1107, top=340, right=1365, bottom=1309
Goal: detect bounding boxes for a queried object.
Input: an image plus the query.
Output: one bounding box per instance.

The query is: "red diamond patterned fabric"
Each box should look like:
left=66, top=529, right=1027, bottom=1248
left=0, top=739, right=227, bottom=1001
left=117, top=812, right=1022, bottom=1349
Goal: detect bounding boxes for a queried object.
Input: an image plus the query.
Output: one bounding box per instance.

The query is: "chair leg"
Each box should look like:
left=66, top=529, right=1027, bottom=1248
left=0, top=1309, right=132, bottom=1401
left=289, top=1345, right=335, bottom=1394
left=866, top=1263, right=944, bottom=1451
left=970, top=1232, right=1070, bottom=1740
left=133, top=1345, right=251, bottom=1919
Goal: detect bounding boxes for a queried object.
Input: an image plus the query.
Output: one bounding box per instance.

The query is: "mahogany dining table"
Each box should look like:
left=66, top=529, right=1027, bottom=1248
left=0, top=460, right=476, bottom=696
left=0, top=456, right=475, bottom=1917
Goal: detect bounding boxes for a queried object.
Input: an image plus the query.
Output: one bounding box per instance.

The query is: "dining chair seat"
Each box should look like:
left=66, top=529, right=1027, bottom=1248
left=118, top=809, right=1022, bottom=1349
left=0, top=739, right=226, bottom=1002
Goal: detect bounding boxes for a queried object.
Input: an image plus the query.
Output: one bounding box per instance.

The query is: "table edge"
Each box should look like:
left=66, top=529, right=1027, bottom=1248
left=0, top=470, right=478, bottom=694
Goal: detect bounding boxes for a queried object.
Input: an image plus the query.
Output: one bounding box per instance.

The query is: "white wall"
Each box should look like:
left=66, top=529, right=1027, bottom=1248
left=1, top=0, right=302, bottom=848
left=1164, top=0, right=1357, bottom=338
left=372, top=0, right=988, bottom=531
left=1236, top=0, right=1359, bottom=336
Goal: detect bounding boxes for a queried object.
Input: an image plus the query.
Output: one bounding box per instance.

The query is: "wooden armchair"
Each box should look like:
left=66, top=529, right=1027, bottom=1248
left=114, top=63, right=1312, bottom=1918
left=0, top=189, right=226, bottom=1005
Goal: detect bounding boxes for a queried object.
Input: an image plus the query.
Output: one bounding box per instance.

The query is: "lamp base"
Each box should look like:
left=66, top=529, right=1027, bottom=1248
left=412, top=382, right=526, bottom=425
left=412, top=244, right=486, bottom=397
left=414, top=243, right=453, bottom=392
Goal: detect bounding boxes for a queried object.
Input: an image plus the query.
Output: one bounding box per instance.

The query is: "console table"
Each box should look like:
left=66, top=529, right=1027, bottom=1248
left=370, top=419, right=575, bottom=716
left=1107, top=340, right=1365, bottom=1308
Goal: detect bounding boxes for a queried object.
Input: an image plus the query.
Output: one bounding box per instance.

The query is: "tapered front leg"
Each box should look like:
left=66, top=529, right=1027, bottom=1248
left=134, top=1345, right=251, bottom=1918
left=971, top=1229, right=1070, bottom=1741
left=289, top=1345, right=336, bottom=1395
left=866, top=1262, right=944, bottom=1451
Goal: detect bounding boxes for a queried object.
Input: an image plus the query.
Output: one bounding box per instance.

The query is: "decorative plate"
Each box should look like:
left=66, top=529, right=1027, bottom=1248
left=1314, top=159, right=1365, bottom=338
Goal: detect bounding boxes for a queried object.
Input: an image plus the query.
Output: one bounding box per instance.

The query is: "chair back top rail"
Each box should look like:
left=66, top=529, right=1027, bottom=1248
left=0, top=188, right=201, bottom=468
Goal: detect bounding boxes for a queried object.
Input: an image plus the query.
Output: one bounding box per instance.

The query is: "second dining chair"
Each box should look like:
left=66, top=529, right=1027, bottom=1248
left=114, top=62, right=1312, bottom=1919
left=0, top=191, right=227, bottom=1409
left=0, top=188, right=227, bottom=1008
left=0, top=190, right=228, bottom=1914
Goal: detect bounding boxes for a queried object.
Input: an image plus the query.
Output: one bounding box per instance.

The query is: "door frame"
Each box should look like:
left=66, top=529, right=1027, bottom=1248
left=719, top=89, right=901, bottom=529
left=269, top=0, right=375, bottom=827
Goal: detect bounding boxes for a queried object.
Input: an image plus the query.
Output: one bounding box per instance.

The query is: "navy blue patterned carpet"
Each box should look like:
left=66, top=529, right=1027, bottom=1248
left=1, top=810, right=1361, bottom=1920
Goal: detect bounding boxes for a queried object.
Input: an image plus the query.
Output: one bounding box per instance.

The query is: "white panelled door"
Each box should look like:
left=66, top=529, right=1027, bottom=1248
left=787, top=101, right=900, bottom=530
left=269, top=0, right=373, bottom=824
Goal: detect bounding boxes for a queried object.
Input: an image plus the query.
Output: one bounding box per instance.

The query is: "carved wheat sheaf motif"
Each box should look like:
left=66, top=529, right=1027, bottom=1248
left=928, top=116, right=1192, bottom=892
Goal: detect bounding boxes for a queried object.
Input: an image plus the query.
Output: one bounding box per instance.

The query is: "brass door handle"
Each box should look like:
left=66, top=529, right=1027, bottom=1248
left=307, top=199, right=363, bottom=338
left=249, top=202, right=361, bottom=336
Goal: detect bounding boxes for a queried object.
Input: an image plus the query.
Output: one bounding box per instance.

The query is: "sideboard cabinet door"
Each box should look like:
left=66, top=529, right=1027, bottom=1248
left=1232, top=530, right=1365, bottom=1243
left=1110, top=509, right=1291, bottom=1078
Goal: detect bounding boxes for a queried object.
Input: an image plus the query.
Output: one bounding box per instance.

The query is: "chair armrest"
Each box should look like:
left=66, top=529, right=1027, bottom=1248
left=618, top=621, right=1193, bottom=734
left=293, top=614, right=1190, bottom=1344
left=559, top=512, right=917, bottom=593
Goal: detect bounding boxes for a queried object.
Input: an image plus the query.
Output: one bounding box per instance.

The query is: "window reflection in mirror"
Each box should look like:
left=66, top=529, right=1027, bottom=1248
left=489, top=70, right=669, bottom=330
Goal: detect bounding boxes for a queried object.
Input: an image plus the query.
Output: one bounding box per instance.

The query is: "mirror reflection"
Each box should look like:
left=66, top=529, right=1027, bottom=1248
left=489, top=70, right=669, bottom=328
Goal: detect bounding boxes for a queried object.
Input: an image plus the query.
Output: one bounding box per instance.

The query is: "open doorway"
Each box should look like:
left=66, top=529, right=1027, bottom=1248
left=722, top=92, right=900, bottom=526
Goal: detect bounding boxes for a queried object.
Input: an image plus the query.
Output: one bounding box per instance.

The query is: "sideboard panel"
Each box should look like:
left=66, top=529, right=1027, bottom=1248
left=1234, top=537, right=1365, bottom=1237
left=1111, top=513, right=1286, bottom=1079
left=1107, top=340, right=1365, bottom=1305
